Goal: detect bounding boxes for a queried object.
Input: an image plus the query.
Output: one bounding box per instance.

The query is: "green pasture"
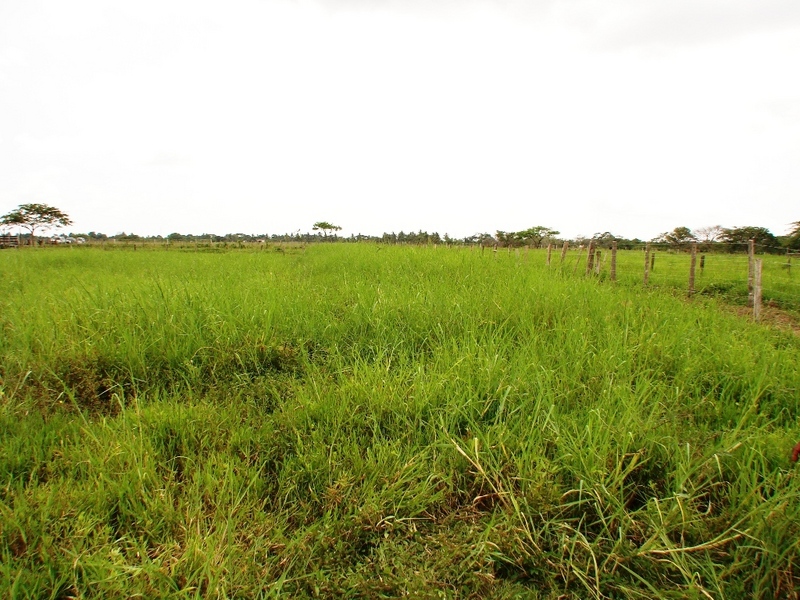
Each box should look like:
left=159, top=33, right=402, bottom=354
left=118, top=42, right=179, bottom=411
left=1, top=245, right=799, bottom=598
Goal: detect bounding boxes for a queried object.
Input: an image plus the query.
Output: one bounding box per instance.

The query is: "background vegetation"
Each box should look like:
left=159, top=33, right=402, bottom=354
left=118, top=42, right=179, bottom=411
left=1, top=244, right=799, bottom=598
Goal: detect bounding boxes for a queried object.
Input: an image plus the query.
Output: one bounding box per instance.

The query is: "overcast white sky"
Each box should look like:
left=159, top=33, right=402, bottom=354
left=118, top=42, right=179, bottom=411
left=1, top=0, right=799, bottom=240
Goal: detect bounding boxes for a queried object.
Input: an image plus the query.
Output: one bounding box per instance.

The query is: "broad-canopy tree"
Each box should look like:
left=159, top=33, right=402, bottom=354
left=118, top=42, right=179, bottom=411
left=720, top=226, right=778, bottom=252
left=0, top=203, right=72, bottom=244
left=591, top=232, right=623, bottom=248
left=494, top=227, right=559, bottom=248
left=495, top=231, right=513, bottom=246
left=493, top=227, right=559, bottom=248
left=654, top=226, right=697, bottom=247
left=516, top=226, right=559, bottom=248
left=312, top=221, right=342, bottom=238
left=695, top=225, right=724, bottom=244
left=588, top=232, right=642, bottom=250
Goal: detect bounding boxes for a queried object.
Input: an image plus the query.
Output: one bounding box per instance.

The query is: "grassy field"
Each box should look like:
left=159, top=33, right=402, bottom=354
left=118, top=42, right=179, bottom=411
left=1, top=244, right=799, bottom=598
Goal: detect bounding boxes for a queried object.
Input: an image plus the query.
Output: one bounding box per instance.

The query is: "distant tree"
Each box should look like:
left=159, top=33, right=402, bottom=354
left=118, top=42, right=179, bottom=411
left=573, top=235, right=591, bottom=248
left=410, top=230, right=429, bottom=245
left=695, top=225, right=724, bottom=244
left=586, top=232, right=638, bottom=250
left=654, top=226, right=696, bottom=248
left=720, top=226, right=778, bottom=252
left=591, top=232, right=622, bottom=248
left=114, top=232, right=142, bottom=241
left=495, top=231, right=513, bottom=247
left=467, top=233, right=497, bottom=246
left=515, top=226, right=560, bottom=248
left=312, top=221, right=341, bottom=238
left=786, top=221, right=800, bottom=250
left=0, top=203, right=72, bottom=245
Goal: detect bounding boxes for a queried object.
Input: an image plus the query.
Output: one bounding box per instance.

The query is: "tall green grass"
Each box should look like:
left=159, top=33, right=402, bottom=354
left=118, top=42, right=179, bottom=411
left=1, top=245, right=799, bottom=598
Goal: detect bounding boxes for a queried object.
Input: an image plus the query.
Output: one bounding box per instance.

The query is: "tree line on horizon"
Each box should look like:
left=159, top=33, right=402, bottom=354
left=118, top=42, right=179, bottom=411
left=2, top=203, right=799, bottom=252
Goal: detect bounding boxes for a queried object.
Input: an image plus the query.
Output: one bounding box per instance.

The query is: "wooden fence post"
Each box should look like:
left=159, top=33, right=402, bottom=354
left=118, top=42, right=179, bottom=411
left=753, top=258, right=763, bottom=321
left=700, top=254, right=705, bottom=273
left=688, top=242, right=697, bottom=296
left=610, top=242, right=617, bottom=282
left=585, top=242, right=595, bottom=276
left=546, top=243, right=552, bottom=267
left=643, top=244, right=651, bottom=285
left=560, top=241, right=569, bottom=265
left=747, top=238, right=755, bottom=307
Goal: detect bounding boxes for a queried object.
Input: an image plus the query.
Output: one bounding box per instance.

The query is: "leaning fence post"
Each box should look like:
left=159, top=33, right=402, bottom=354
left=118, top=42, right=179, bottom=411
left=643, top=244, right=651, bottom=285
left=585, top=241, right=595, bottom=276
left=747, top=239, right=755, bottom=307
left=753, top=258, right=763, bottom=321
left=610, top=242, right=617, bottom=282
left=688, top=242, right=697, bottom=296
left=560, top=241, right=569, bottom=265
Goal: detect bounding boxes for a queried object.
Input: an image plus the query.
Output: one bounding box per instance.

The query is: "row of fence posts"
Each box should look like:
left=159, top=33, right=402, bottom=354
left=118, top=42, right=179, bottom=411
left=536, top=239, right=764, bottom=322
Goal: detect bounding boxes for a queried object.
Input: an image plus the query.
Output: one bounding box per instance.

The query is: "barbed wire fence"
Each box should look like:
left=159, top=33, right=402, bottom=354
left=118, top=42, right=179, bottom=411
left=538, top=239, right=800, bottom=321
